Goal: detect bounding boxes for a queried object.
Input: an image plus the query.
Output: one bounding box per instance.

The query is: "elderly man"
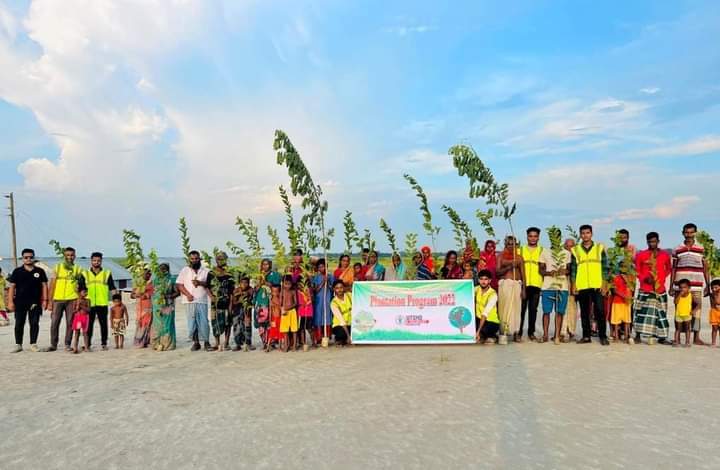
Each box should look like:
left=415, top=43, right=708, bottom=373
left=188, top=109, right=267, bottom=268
left=496, top=236, right=526, bottom=342
left=207, top=251, right=235, bottom=351
left=561, top=238, right=578, bottom=342
left=176, top=250, right=211, bottom=351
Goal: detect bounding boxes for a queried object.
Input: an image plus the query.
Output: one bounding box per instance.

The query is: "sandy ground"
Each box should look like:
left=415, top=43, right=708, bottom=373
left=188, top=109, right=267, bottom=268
left=2, top=299, right=720, bottom=470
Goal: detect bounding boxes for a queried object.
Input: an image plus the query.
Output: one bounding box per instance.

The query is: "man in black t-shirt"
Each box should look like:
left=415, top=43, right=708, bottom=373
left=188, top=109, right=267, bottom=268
left=8, top=248, right=49, bottom=352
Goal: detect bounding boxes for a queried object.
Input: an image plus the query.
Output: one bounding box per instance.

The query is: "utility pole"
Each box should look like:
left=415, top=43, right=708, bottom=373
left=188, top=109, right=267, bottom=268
left=5, top=193, right=18, bottom=268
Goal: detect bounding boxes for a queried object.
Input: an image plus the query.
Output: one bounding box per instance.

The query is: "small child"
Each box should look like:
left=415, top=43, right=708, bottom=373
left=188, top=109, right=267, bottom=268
left=296, top=279, right=314, bottom=349
left=110, top=293, right=129, bottom=349
left=475, top=270, right=499, bottom=344
left=232, top=275, right=255, bottom=351
left=674, top=279, right=697, bottom=348
left=353, top=263, right=363, bottom=282
left=710, top=279, right=720, bottom=347
left=0, top=269, right=9, bottom=326
left=279, top=275, right=298, bottom=352
left=610, top=271, right=634, bottom=344
left=267, top=284, right=282, bottom=352
left=71, top=287, right=91, bottom=353
left=462, top=261, right=475, bottom=283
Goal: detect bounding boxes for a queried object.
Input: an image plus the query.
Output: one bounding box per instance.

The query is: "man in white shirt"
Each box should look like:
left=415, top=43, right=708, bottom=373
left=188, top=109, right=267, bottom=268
left=176, top=250, right=211, bottom=351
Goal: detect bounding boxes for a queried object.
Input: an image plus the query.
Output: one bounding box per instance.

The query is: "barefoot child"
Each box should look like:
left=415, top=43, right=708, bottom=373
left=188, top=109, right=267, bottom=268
left=475, top=270, right=499, bottom=344
left=232, top=275, right=255, bottom=351
left=267, top=284, right=282, bottom=351
left=279, top=275, right=298, bottom=352
left=710, top=279, right=720, bottom=347
left=674, top=279, right=697, bottom=347
left=611, top=269, right=634, bottom=344
left=110, top=293, right=128, bottom=349
left=297, top=279, right=314, bottom=349
left=71, top=287, right=91, bottom=353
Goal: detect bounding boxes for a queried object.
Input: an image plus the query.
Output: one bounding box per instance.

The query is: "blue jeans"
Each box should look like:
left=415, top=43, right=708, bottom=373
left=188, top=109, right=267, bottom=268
left=187, top=303, right=209, bottom=343
left=541, top=290, right=569, bottom=315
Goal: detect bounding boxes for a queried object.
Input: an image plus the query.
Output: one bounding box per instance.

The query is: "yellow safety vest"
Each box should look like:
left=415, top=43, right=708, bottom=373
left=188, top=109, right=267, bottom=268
left=572, top=243, right=604, bottom=290
left=521, top=246, right=544, bottom=288
left=331, top=294, right=352, bottom=327
left=85, top=268, right=111, bottom=307
left=475, top=287, right=499, bottom=324
left=53, top=264, right=82, bottom=301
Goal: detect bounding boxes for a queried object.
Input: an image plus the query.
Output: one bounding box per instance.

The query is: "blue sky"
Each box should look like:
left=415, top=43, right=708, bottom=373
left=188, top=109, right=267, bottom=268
left=0, top=0, right=719, bottom=257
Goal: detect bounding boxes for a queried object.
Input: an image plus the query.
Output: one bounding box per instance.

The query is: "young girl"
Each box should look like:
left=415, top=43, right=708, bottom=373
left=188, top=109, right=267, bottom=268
left=266, top=284, right=282, bottom=352
left=279, top=275, right=298, bottom=352
left=674, top=279, right=697, bottom=347
left=71, top=287, right=91, bottom=353
left=233, top=275, right=255, bottom=351
left=709, top=279, right=720, bottom=347
left=296, top=279, right=314, bottom=349
left=610, top=271, right=634, bottom=344
left=0, top=268, right=9, bottom=326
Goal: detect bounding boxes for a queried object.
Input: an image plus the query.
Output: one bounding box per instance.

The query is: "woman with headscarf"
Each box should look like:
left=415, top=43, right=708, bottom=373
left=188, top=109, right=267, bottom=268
left=131, top=269, right=153, bottom=348
left=364, top=251, right=386, bottom=281
left=385, top=253, right=406, bottom=281
left=478, top=240, right=498, bottom=290
left=151, top=263, right=179, bottom=351
left=440, top=250, right=464, bottom=280
left=420, top=246, right=435, bottom=275
left=333, top=254, right=355, bottom=289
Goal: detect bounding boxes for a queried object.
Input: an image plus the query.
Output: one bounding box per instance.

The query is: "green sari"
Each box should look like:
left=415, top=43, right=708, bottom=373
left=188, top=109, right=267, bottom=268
left=151, top=274, right=177, bottom=351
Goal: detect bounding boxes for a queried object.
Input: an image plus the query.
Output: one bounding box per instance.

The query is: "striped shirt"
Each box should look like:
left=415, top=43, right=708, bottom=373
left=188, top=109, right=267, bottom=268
left=673, top=244, right=705, bottom=291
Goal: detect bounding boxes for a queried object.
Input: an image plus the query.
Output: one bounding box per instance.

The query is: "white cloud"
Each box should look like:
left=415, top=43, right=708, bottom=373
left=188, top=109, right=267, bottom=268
left=385, top=25, right=436, bottom=36
left=639, top=135, right=720, bottom=157
left=640, top=87, right=661, bottom=95
left=616, top=196, right=700, bottom=220
left=381, top=149, right=454, bottom=176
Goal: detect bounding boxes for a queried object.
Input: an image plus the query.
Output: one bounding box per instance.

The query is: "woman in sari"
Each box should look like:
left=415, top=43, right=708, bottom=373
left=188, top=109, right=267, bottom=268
left=151, top=263, right=179, bottom=351
left=478, top=240, right=498, bottom=290
left=364, top=251, right=386, bottom=281
left=333, top=254, right=354, bottom=289
left=131, top=269, right=154, bottom=348
left=420, top=246, right=435, bottom=274
left=312, top=258, right=335, bottom=343
left=385, top=253, right=406, bottom=281
left=440, top=250, right=463, bottom=280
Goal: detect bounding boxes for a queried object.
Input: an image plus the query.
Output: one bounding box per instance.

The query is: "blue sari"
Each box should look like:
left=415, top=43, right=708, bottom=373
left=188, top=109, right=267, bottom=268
left=311, top=273, right=334, bottom=327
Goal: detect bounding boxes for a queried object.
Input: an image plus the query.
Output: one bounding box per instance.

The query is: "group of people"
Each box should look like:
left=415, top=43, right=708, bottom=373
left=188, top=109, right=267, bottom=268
left=471, top=223, right=720, bottom=347
left=4, top=222, right=720, bottom=353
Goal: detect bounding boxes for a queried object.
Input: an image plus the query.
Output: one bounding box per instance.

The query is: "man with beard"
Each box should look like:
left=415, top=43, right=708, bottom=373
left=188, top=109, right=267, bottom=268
left=47, top=247, right=83, bottom=351
left=207, top=251, right=235, bottom=351
left=496, top=236, right=526, bottom=342
left=8, top=248, right=48, bottom=352
left=671, top=223, right=710, bottom=345
left=633, top=232, right=672, bottom=344
left=84, top=252, right=116, bottom=350
left=176, top=250, right=211, bottom=351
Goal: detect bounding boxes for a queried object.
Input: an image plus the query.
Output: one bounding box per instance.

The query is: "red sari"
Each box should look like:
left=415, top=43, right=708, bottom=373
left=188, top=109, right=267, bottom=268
left=477, top=241, right=498, bottom=289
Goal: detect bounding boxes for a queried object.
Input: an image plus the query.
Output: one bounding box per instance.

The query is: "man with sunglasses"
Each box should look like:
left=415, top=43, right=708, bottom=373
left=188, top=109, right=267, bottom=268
left=7, top=248, right=49, bottom=352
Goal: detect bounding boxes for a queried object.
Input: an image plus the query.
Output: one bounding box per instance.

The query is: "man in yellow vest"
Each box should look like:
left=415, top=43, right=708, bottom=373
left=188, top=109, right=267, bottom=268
left=84, top=252, right=117, bottom=351
left=519, top=227, right=543, bottom=341
left=570, top=225, right=610, bottom=345
left=47, top=246, right=83, bottom=351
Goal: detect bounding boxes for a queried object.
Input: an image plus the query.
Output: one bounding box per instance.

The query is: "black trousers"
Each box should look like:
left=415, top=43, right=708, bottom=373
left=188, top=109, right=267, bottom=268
left=88, top=306, right=109, bottom=346
left=578, top=288, right=607, bottom=339
left=480, top=321, right=499, bottom=339
left=332, top=325, right=352, bottom=345
left=14, top=304, right=42, bottom=345
left=520, top=286, right=541, bottom=336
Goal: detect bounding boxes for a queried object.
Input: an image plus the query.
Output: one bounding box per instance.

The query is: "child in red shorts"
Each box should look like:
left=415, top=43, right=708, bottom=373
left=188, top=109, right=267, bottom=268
left=71, top=287, right=91, bottom=354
